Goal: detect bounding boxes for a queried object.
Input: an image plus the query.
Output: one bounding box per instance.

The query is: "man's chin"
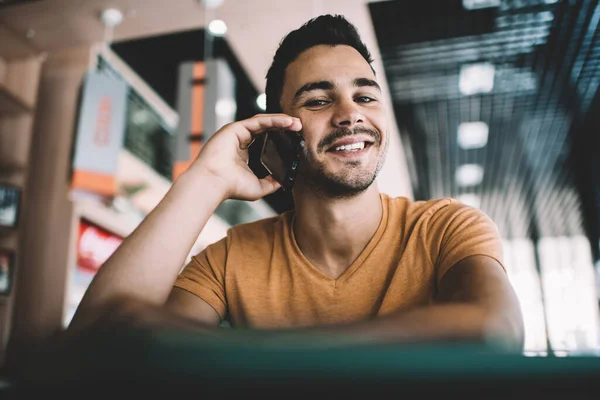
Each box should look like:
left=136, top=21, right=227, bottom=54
left=303, top=172, right=377, bottom=199
left=296, top=153, right=381, bottom=198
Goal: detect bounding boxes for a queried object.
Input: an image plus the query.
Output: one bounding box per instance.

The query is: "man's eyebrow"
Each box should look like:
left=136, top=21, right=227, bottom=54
left=354, top=78, right=381, bottom=91
left=293, top=81, right=335, bottom=102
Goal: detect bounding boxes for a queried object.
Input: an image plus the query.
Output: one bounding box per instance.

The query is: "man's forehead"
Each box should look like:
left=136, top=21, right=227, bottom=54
left=284, top=45, right=376, bottom=87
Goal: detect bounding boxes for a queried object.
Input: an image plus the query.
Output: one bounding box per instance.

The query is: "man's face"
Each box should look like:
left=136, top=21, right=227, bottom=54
left=280, top=45, right=389, bottom=198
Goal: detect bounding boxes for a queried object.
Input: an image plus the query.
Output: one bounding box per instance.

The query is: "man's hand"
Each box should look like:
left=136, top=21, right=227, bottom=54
left=188, top=114, right=303, bottom=201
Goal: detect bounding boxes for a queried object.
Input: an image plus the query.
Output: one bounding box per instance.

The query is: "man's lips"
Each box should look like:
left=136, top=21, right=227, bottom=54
left=326, top=136, right=375, bottom=151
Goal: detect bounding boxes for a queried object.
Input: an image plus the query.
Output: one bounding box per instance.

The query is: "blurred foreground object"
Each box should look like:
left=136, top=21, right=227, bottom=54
left=4, top=325, right=600, bottom=398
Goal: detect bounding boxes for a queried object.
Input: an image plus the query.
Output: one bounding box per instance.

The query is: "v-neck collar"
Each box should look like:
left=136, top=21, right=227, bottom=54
left=285, top=193, right=390, bottom=285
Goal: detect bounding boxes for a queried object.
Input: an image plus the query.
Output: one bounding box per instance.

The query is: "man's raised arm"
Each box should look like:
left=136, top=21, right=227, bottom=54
left=68, top=114, right=302, bottom=333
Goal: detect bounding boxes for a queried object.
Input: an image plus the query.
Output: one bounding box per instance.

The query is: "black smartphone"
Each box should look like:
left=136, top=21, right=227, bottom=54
left=260, top=129, right=304, bottom=191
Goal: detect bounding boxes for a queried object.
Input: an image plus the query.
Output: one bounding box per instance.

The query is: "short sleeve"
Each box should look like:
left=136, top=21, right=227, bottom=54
left=173, top=236, right=229, bottom=320
left=429, top=200, right=505, bottom=286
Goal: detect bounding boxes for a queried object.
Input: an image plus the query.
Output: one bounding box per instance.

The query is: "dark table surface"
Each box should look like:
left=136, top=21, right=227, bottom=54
left=5, top=326, right=600, bottom=398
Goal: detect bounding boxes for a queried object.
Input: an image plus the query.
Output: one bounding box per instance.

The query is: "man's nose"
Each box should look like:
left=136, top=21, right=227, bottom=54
left=331, top=99, right=364, bottom=127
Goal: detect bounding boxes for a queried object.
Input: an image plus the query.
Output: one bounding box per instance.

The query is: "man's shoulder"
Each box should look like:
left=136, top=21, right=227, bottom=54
left=384, top=193, right=459, bottom=215
left=383, top=194, right=486, bottom=225
left=226, top=212, right=290, bottom=241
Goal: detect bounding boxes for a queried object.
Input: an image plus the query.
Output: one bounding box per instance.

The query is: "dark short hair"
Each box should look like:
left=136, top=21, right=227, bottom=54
left=265, top=14, right=374, bottom=113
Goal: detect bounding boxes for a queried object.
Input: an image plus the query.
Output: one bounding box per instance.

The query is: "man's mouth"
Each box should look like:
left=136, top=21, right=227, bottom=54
left=327, top=141, right=373, bottom=152
left=325, top=135, right=376, bottom=153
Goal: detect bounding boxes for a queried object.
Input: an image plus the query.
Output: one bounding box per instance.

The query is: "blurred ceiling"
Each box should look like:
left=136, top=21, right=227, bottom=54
left=370, top=0, right=600, bottom=256
left=0, top=0, right=394, bottom=112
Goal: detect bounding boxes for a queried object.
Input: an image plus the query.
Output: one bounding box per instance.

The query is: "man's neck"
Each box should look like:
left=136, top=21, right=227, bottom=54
left=292, top=185, right=383, bottom=280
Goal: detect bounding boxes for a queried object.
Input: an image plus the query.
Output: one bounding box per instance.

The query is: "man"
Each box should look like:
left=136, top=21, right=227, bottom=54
left=70, top=15, right=524, bottom=349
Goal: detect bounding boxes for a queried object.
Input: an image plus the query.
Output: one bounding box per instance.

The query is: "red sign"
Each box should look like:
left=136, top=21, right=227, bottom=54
left=77, top=220, right=123, bottom=273
left=94, top=96, right=112, bottom=147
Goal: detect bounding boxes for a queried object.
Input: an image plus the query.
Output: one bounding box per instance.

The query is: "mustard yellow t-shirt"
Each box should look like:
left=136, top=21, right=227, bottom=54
left=174, top=194, right=504, bottom=329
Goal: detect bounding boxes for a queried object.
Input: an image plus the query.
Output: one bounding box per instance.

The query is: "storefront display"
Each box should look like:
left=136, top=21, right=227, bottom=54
left=0, top=248, right=15, bottom=296
left=0, top=183, right=21, bottom=228
left=63, top=219, right=123, bottom=327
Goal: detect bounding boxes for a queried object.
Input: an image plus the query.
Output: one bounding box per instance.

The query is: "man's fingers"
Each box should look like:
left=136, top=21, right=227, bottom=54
left=236, top=114, right=302, bottom=147
left=259, top=175, right=282, bottom=196
left=241, top=114, right=302, bottom=134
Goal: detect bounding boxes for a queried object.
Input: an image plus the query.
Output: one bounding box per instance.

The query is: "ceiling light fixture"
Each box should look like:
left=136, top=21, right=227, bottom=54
left=459, top=63, right=495, bottom=95
left=462, top=0, right=501, bottom=10
left=458, top=121, right=489, bottom=149
left=100, top=8, right=124, bottom=28
left=456, top=164, right=484, bottom=186
left=208, top=19, right=227, bottom=36
left=100, top=8, right=124, bottom=44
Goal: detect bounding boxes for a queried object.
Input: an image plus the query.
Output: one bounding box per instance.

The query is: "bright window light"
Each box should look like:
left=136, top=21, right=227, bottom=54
left=457, top=193, right=481, bottom=208
left=256, top=93, right=267, bottom=111
left=458, top=121, right=489, bottom=149
left=462, top=0, right=501, bottom=10
left=459, top=63, right=495, bottom=95
left=456, top=164, right=484, bottom=186
left=503, top=238, right=549, bottom=355
left=208, top=19, right=227, bottom=36
left=538, top=236, right=600, bottom=355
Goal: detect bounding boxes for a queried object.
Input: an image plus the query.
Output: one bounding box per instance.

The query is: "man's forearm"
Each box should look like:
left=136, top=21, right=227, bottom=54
left=70, top=169, right=227, bottom=331
left=306, top=258, right=525, bottom=351
left=288, top=303, right=524, bottom=351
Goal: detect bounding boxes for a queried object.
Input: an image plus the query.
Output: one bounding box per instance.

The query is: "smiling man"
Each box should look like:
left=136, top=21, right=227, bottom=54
left=69, top=15, right=524, bottom=350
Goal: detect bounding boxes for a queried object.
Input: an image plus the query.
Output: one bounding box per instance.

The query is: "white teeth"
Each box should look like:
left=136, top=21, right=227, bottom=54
left=334, top=142, right=366, bottom=152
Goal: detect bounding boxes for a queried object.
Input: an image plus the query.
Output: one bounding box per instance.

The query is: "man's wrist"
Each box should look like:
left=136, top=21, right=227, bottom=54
left=175, top=165, right=230, bottom=204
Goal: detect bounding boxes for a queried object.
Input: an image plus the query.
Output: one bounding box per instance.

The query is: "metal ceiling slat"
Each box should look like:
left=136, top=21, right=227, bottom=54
left=387, top=25, right=551, bottom=56
left=416, top=104, right=438, bottom=198
left=518, top=2, right=580, bottom=238
left=573, top=5, right=600, bottom=112
left=495, top=95, right=535, bottom=238
left=522, top=114, right=563, bottom=237
left=434, top=102, right=444, bottom=199
left=527, top=2, right=599, bottom=237
left=478, top=98, right=492, bottom=171
left=499, top=91, right=551, bottom=238
left=387, top=42, right=547, bottom=74
left=531, top=117, right=572, bottom=234
left=480, top=94, right=509, bottom=228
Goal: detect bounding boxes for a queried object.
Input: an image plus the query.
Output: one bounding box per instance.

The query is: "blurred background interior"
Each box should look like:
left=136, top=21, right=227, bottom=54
left=0, top=0, right=599, bottom=363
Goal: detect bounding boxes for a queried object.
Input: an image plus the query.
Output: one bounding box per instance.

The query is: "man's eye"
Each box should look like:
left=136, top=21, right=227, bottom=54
left=356, top=96, right=376, bottom=103
left=304, top=100, right=329, bottom=107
